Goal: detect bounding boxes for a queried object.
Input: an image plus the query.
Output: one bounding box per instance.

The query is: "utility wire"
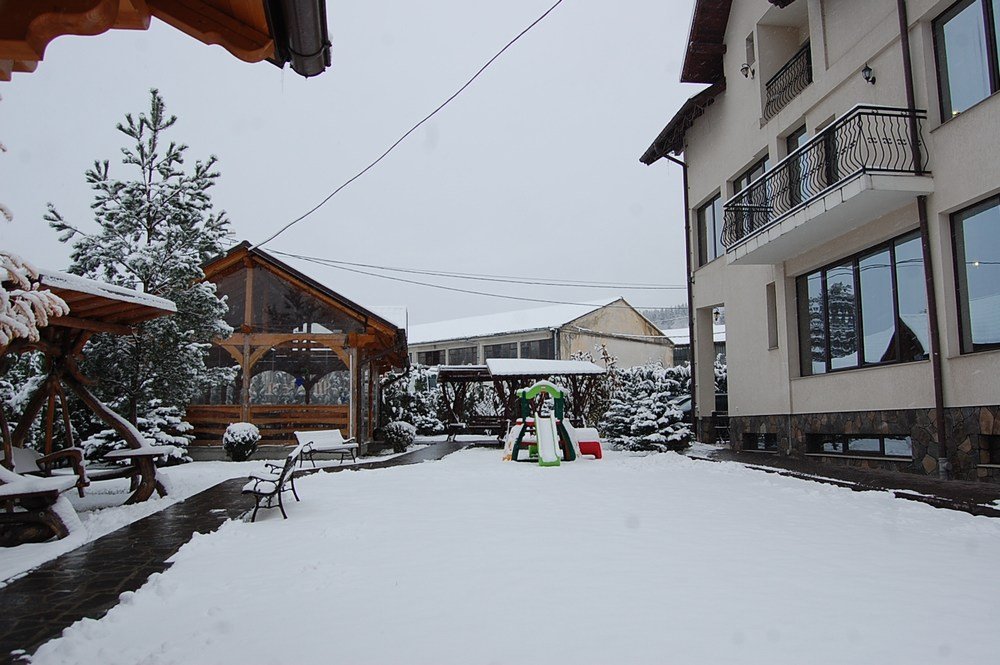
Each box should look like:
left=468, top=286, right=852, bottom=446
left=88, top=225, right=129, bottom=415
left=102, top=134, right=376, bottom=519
left=256, top=0, right=566, bottom=248
left=287, top=253, right=664, bottom=308
left=271, top=250, right=685, bottom=290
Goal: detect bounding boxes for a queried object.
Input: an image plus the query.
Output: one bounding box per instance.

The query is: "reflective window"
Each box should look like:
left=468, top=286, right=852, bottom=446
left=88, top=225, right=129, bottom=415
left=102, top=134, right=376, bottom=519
left=798, top=232, right=928, bottom=374
left=808, top=434, right=913, bottom=458
left=417, top=350, right=446, bottom=366
left=483, top=342, right=518, bottom=359
left=520, top=339, right=555, bottom=359
left=697, top=194, right=724, bottom=265
left=934, top=0, right=1000, bottom=118
left=953, top=195, right=1000, bottom=351
left=860, top=249, right=895, bottom=363
left=786, top=126, right=809, bottom=207
left=447, top=347, right=478, bottom=365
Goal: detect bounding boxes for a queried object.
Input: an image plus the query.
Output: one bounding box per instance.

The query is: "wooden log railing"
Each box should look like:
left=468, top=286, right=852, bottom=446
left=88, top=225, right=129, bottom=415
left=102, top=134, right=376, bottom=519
left=187, top=404, right=349, bottom=447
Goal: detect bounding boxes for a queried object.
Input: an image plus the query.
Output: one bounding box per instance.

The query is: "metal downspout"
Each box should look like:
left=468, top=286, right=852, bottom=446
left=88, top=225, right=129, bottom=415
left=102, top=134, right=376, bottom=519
left=663, top=154, right=698, bottom=440
left=897, top=0, right=949, bottom=478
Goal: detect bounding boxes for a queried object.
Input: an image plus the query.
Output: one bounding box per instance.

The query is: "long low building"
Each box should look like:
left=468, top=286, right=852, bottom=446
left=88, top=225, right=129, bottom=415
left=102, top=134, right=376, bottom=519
left=408, top=298, right=673, bottom=368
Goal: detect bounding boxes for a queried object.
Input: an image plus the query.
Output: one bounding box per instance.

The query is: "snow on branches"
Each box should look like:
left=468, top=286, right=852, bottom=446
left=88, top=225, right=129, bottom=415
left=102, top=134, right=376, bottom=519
left=0, top=252, right=69, bottom=348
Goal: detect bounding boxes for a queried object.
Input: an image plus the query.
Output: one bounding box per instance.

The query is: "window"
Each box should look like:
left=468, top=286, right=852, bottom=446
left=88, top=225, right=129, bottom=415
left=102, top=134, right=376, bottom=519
left=765, top=282, right=779, bottom=349
left=744, top=433, right=777, bottom=452
left=934, top=0, right=1000, bottom=119
left=731, top=156, right=771, bottom=240
left=807, top=434, right=913, bottom=458
left=953, top=195, right=1000, bottom=351
left=797, top=232, right=929, bottom=375
left=785, top=125, right=808, bottom=207
left=483, top=342, right=517, bottom=359
left=447, top=347, right=478, bottom=365
left=417, top=350, right=446, bottom=366
left=520, top=338, right=555, bottom=359
left=697, top=194, right=724, bottom=265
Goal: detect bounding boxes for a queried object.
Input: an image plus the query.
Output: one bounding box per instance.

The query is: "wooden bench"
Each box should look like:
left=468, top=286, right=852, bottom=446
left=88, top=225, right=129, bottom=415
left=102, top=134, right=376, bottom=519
left=446, top=416, right=508, bottom=441
left=10, top=445, right=88, bottom=498
left=0, top=463, right=81, bottom=545
left=294, top=430, right=358, bottom=467
left=241, top=444, right=303, bottom=522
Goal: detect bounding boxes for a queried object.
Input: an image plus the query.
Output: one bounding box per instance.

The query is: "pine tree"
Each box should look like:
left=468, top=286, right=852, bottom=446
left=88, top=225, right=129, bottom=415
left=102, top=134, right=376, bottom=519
left=599, top=363, right=692, bottom=452
left=46, top=89, right=234, bottom=461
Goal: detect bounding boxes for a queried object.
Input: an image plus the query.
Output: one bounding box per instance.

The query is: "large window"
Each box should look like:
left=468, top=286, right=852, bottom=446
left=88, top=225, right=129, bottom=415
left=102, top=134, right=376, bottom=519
left=520, top=338, right=554, bottom=359
left=697, top=194, right=724, bottom=265
left=797, top=233, right=929, bottom=375
left=483, top=342, right=517, bottom=359
left=807, top=434, right=913, bottom=458
left=731, top=156, right=771, bottom=241
left=934, top=0, right=1000, bottom=119
left=953, top=195, right=1000, bottom=351
left=447, top=347, right=478, bottom=365
left=417, top=350, right=446, bottom=366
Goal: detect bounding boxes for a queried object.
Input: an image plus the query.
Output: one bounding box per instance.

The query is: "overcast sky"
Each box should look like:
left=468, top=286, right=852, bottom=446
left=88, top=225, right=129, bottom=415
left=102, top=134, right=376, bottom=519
left=0, top=0, right=696, bottom=325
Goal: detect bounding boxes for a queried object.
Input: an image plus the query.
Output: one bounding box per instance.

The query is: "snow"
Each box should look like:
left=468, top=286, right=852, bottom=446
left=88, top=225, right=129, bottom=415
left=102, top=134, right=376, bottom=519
left=486, top=358, right=605, bottom=376
left=660, top=323, right=726, bottom=346
left=23, top=449, right=1000, bottom=665
left=408, top=298, right=618, bottom=344
left=38, top=269, right=176, bottom=313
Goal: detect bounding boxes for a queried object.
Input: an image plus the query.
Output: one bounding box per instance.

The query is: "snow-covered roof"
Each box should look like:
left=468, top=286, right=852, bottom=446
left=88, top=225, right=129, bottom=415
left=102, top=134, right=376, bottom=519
left=660, top=324, right=725, bottom=346
left=369, top=306, right=408, bottom=331
left=39, top=270, right=177, bottom=313
left=486, top=358, right=605, bottom=377
left=409, top=298, right=620, bottom=345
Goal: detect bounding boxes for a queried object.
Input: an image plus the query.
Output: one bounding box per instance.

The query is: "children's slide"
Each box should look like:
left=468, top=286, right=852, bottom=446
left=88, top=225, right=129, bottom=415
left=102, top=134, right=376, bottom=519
left=535, top=412, right=561, bottom=467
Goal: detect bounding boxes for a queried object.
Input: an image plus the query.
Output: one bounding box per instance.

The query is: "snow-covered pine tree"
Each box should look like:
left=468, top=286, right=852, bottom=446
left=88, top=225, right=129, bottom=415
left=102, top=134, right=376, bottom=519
left=45, top=89, right=234, bottom=462
left=599, top=363, right=692, bottom=452
left=379, top=364, right=444, bottom=435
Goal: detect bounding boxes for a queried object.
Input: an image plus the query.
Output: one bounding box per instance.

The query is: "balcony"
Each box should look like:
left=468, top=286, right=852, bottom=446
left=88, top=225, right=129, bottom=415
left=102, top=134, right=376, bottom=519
left=763, top=42, right=812, bottom=120
left=721, top=106, right=933, bottom=265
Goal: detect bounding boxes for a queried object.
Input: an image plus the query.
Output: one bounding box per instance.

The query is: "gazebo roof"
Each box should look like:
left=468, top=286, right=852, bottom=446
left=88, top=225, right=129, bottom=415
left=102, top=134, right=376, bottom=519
left=438, top=359, right=605, bottom=384
left=40, top=270, right=176, bottom=333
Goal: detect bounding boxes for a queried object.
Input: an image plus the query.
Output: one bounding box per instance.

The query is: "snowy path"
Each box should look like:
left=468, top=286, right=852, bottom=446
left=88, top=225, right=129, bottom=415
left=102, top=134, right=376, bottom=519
left=27, top=449, right=1000, bottom=664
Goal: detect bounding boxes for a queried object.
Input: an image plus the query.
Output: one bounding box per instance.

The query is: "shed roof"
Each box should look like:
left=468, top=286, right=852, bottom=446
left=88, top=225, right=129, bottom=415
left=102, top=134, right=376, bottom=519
left=40, top=269, right=176, bottom=329
left=408, top=298, right=620, bottom=345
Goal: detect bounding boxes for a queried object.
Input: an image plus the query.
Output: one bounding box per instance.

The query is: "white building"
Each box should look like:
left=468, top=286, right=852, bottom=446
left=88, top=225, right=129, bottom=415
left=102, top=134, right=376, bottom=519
left=642, top=0, right=1000, bottom=481
left=408, top=298, right=673, bottom=368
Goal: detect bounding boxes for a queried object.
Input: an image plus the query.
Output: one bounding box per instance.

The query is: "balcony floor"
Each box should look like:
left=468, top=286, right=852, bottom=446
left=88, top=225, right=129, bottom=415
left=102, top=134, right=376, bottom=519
left=728, top=172, right=935, bottom=265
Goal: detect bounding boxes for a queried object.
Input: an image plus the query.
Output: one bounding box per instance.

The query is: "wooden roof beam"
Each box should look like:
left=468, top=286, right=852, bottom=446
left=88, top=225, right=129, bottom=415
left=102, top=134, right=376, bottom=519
left=147, top=0, right=273, bottom=63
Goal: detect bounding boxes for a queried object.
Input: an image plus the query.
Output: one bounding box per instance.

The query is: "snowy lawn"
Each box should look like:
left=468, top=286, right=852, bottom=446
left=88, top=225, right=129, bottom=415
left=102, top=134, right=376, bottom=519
left=0, top=447, right=424, bottom=585
left=27, top=448, right=1000, bottom=665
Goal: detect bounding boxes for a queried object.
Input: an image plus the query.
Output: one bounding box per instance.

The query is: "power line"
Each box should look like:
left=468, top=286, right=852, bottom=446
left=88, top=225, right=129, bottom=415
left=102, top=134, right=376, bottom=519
left=286, top=252, right=665, bottom=308
left=255, top=0, right=566, bottom=248
left=271, top=250, right=685, bottom=290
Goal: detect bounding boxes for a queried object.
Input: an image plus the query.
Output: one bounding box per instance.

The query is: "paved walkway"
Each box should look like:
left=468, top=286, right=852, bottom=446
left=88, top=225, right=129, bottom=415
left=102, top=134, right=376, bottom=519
left=692, top=446, right=1000, bottom=517
left=1, top=441, right=471, bottom=664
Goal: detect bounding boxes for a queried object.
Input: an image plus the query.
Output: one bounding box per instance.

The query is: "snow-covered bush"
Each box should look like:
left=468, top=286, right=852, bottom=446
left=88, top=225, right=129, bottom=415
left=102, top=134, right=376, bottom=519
left=600, top=363, right=692, bottom=452
left=380, top=365, right=444, bottom=435
left=81, top=400, right=193, bottom=465
left=223, top=422, right=260, bottom=462
left=382, top=421, right=416, bottom=453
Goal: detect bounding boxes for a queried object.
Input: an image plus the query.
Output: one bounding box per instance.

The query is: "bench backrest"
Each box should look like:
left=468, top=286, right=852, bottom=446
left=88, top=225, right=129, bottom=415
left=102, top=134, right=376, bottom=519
left=10, top=446, right=42, bottom=474
left=294, top=429, right=348, bottom=447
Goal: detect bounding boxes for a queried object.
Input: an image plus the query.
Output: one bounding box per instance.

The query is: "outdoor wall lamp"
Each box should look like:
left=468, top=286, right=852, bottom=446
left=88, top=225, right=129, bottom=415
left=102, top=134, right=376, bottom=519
left=740, top=62, right=755, bottom=79
left=862, top=63, right=876, bottom=85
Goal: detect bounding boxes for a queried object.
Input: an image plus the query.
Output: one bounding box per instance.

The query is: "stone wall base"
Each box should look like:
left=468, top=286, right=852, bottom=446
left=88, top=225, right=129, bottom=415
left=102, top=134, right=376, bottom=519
left=728, top=406, right=1000, bottom=483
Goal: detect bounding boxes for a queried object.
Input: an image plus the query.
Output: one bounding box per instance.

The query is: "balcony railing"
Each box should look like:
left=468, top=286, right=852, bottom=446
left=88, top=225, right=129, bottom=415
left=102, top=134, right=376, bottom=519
left=721, top=106, right=929, bottom=250
left=763, top=42, right=812, bottom=120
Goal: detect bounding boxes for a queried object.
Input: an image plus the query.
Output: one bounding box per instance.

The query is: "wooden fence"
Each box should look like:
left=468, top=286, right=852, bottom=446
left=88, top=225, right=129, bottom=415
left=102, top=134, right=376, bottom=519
left=187, top=404, right=350, bottom=447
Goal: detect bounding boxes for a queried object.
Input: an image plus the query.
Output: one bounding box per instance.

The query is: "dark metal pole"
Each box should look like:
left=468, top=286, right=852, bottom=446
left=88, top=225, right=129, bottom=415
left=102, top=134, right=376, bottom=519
left=898, top=0, right=948, bottom=478
left=663, top=153, right=698, bottom=439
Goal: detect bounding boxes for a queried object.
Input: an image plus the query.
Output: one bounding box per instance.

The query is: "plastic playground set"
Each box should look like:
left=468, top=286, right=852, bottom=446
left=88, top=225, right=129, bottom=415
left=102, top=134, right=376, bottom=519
left=502, top=380, right=603, bottom=466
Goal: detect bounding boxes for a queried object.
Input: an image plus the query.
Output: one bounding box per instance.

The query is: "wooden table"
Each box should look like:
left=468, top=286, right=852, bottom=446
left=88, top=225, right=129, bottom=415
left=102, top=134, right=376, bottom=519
left=102, top=446, right=177, bottom=504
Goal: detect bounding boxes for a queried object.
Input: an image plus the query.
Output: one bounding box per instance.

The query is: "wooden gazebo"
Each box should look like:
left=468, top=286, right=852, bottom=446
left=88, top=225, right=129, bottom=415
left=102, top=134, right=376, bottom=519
left=188, top=243, right=407, bottom=451
left=1, top=269, right=178, bottom=504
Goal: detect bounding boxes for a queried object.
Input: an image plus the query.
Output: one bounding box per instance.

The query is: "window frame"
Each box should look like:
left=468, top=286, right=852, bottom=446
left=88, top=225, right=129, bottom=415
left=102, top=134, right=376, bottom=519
left=806, top=433, right=914, bottom=459
left=796, top=231, right=929, bottom=376
left=952, top=194, right=1000, bottom=353
left=933, top=0, right=1000, bottom=120
left=696, top=193, right=723, bottom=266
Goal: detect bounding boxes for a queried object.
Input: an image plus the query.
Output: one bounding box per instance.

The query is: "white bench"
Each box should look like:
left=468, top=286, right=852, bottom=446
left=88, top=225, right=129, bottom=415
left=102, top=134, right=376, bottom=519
left=294, top=430, right=358, bottom=467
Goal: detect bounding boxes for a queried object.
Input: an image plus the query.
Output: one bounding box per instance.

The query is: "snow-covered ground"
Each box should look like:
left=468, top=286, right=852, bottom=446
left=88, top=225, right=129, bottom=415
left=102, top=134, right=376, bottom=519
left=26, top=448, right=1000, bottom=665
left=0, top=447, right=424, bottom=585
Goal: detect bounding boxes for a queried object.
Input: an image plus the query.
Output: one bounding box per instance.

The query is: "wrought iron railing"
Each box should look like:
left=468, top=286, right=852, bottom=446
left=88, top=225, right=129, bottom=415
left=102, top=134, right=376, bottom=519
left=763, top=42, right=812, bottom=120
left=721, top=106, right=929, bottom=249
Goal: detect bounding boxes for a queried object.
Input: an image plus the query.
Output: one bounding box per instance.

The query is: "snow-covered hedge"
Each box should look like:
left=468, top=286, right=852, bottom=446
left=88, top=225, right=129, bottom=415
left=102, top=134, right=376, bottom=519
left=600, top=363, right=692, bottom=452
left=380, top=365, right=444, bottom=435
left=223, top=422, right=260, bottom=462
left=382, top=421, right=416, bottom=453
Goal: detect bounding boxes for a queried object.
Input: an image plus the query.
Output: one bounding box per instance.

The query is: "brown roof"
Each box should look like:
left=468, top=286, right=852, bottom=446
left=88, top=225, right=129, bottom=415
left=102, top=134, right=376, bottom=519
left=639, top=82, right=725, bottom=163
